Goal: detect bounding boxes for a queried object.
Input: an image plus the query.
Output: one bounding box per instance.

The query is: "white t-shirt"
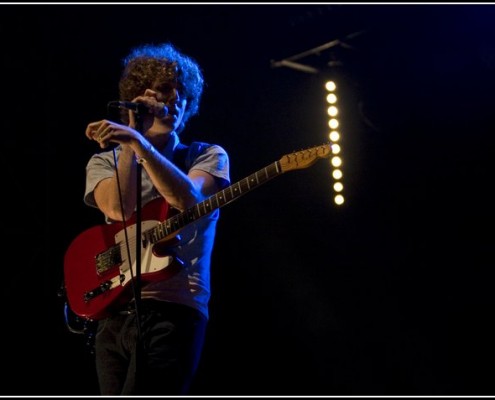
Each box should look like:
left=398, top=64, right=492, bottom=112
left=84, top=132, right=230, bottom=319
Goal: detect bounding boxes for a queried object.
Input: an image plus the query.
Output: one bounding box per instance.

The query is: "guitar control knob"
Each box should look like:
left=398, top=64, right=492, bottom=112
left=83, top=280, right=112, bottom=302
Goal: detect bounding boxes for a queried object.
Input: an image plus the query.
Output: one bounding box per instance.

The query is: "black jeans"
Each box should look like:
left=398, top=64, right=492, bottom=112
left=94, top=299, right=207, bottom=395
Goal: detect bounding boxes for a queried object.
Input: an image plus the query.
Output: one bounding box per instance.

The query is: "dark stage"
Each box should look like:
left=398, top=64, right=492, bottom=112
left=2, top=3, right=495, bottom=396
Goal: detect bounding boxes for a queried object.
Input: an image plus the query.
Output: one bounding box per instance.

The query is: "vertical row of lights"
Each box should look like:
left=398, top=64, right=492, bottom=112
left=325, top=80, right=345, bottom=206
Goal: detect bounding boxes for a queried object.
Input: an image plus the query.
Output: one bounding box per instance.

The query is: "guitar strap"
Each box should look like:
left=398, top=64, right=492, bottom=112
left=173, top=141, right=212, bottom=173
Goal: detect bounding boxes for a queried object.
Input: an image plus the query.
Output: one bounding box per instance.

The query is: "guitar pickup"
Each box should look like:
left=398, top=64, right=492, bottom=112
left=95, top=245, right=123, bottom=276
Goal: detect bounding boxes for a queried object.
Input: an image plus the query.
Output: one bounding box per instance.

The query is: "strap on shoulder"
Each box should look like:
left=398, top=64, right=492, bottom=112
left=173, top=141, right=212, bottom=173
left=173, top=142, right=189, bottom=173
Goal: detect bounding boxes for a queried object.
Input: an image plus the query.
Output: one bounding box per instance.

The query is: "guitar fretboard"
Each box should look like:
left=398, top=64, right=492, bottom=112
left=144, top=161, right=282, bottom=243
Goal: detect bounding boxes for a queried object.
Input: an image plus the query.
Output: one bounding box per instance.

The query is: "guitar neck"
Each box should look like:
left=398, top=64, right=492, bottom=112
left=149, top=160, right=283, bottom=241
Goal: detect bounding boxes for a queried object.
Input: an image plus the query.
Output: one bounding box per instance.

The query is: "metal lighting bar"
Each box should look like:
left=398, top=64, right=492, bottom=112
left=270, top=31, right=365, bottom=74
left=270, top=59, right=319, bottom=74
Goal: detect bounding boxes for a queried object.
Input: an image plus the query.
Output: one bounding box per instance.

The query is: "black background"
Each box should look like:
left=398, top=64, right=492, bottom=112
left=2, top=3, right=495, bottom=396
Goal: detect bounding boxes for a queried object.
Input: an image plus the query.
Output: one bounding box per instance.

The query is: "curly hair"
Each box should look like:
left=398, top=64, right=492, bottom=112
left=118, top=42, right=204, bottom=133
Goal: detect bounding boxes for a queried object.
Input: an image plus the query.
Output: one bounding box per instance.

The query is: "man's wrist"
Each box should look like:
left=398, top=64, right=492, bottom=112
left=135, top=141, right=156, bottom=164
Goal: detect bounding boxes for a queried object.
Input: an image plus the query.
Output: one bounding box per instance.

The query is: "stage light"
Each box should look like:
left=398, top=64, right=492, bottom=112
left=333, top=182, right=344, bottom=192
left=334, top=194, right=345, bottom=205
left=327, top=106, right=338, bottom=117
left=329, top=131, right=340, bottom=142
left=328, top=118, right=339, bottom=129
left=331, top=156, right=342, bottom=167
left=326, top=93, right=337, bottom=104
left=325, top=81, right=336, bottom=91
left=325, top=80, right=345, bottom=206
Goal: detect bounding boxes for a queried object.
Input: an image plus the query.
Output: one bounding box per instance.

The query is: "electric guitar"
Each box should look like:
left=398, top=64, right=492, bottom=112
left=64, top=143, right=332, bottom=320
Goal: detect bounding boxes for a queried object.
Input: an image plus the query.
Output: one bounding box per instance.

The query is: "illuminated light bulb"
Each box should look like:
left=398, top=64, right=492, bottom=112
left=334, top=194, right=345, bottom=205
left=326, top=93, right=337, bottom=104
left=329, top=131, right=340, bottom=142
left=325, top=81, right=336, bottom=91
left=332, top=169, right=343, bottom=179
left=328, top=118, right=339, bottom=129
left=327, top=106, right=338, bottom=117
left=331, top=156, right=342, bottom=167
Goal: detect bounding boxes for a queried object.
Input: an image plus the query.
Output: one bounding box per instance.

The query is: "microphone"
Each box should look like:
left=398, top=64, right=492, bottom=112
left=107, top=101, right=169, bottom=116
left=107, top=101, right=149, bottom=114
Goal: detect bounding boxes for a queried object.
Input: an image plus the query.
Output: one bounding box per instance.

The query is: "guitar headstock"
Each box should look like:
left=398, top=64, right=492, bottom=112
left=279, top=143, right=332, bottom=172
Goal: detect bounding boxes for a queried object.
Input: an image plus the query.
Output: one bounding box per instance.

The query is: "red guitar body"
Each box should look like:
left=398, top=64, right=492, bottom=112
left=64, top=198, right=181, bottom=320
